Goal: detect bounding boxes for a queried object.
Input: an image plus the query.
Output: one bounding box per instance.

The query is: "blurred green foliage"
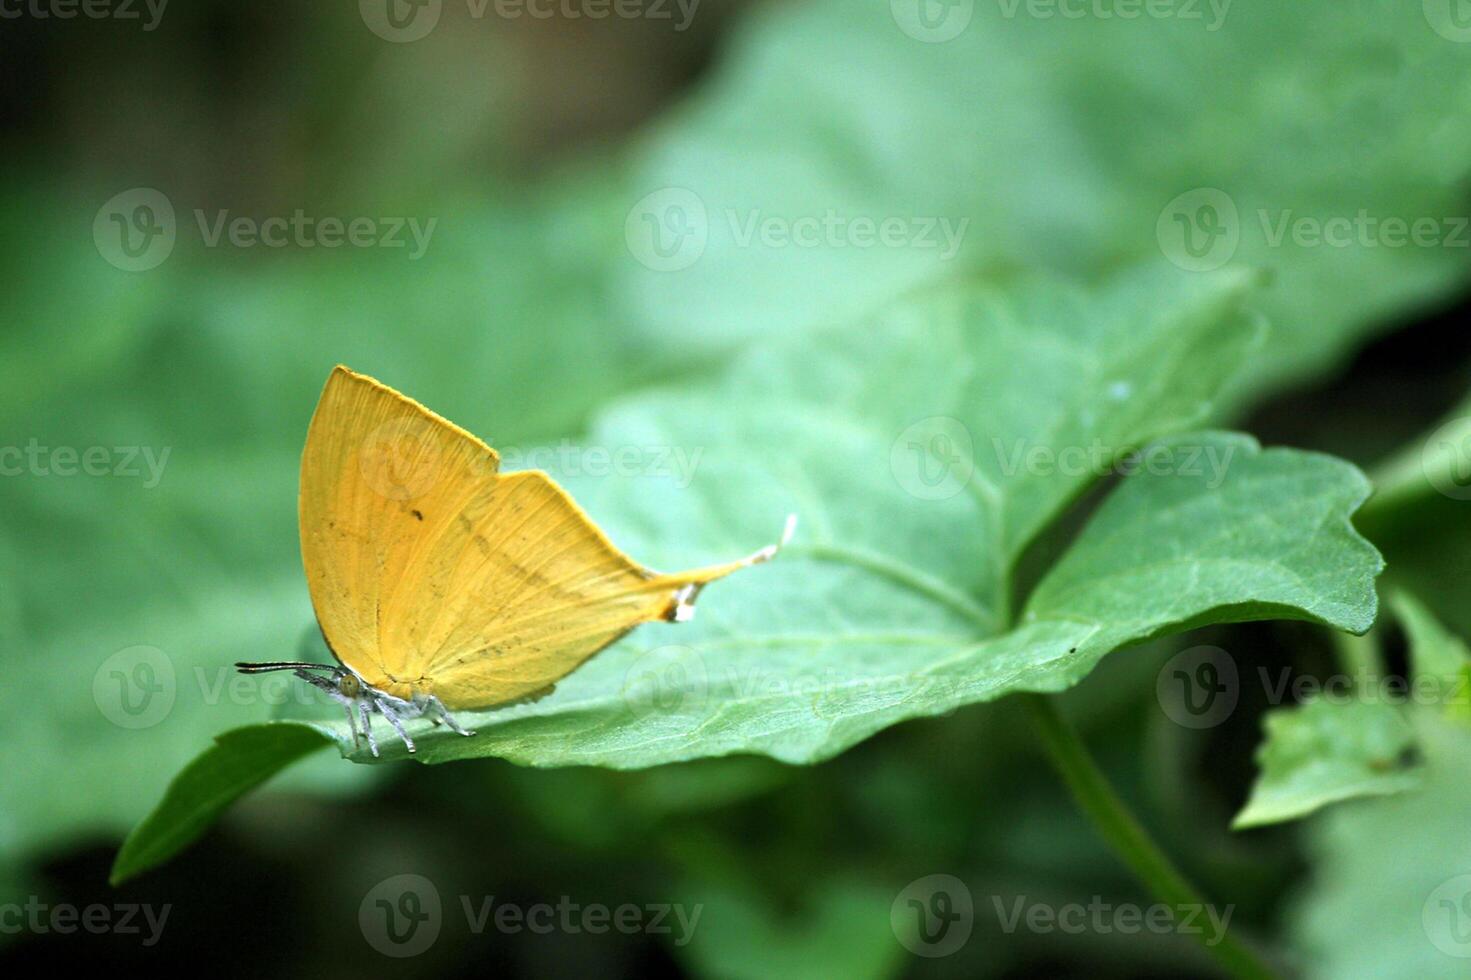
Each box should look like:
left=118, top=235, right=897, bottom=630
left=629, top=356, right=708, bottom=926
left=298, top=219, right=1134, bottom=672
left=3, top=0, right=1471, bottom=976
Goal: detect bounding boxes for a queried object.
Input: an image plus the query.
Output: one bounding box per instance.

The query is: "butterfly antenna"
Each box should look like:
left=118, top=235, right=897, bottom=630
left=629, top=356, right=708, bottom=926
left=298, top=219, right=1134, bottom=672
left=745, top=513, right=798, bottom=566
left=666, top=514, right=798, bottom=623
left=235, top=661, right=339, bottom=675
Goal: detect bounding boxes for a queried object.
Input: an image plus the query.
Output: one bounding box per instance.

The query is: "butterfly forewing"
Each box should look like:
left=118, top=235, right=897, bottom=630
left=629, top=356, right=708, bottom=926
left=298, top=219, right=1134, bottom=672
left=300, top=366, right=758, bottom=710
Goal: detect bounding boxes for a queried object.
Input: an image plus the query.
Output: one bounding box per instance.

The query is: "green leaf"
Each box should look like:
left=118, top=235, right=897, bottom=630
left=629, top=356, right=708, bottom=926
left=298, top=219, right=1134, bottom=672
left=1232, top=591, right=1471, bottom=829
left=621, top=0, right=1471, bottom=396
left=1023, top=430, right=1381, bottom=641
left=1232, top=699, right=1419, bottom=830
left=265, top=268, right=1371, bottom=770
left=110, top=724, right=332, bottom=886
left=1290, top=714, right=1471, bottom=979
left=1393, top=591, right=1471, bottom=722
left=120, top=266, right=1383, bottom=878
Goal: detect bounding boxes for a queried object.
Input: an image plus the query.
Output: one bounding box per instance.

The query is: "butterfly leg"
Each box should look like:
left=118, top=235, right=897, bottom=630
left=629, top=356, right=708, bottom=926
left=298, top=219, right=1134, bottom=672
left=358, top=702, right=380, bottom=757
left=342, top=704, right=362, bottom=750
left=376, top=697, right=416, bottom=754
left=420, top=694, right=475, bottom=737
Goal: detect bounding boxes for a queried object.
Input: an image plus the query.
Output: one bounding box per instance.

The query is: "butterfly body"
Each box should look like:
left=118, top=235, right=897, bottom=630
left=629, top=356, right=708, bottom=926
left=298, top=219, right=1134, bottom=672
left=237, top=366, right=791, bottom=757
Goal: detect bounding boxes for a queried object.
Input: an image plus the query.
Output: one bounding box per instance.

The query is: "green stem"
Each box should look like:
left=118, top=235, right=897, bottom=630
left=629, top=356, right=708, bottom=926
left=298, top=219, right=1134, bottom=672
left=1333, top=629, right=1382, bottom=685
left=1361, top=408, right=1471, bottom=522
left=1022, top=695, right=1282, bottom=980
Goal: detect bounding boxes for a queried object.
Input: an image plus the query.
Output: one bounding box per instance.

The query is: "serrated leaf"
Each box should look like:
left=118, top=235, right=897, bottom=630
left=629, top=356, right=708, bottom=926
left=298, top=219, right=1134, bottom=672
left=1232, top=699, right=1419, bottom=830
left=473, top=429, right=1371, bottom=771
left=218, top=267, right=1378, bottom=773
left=120, top=267, right=1384, bottom=882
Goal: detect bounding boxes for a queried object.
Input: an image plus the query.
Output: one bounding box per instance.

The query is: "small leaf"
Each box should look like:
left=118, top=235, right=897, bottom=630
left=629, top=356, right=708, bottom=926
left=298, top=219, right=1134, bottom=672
left=1291, top=714, right=1471, bottom=980
left=1392, top=591, right=1471, bottom=722
left=1233, top=590, right=1471, bottom=830
left=1232, top=699, right=1419, bottom=830
left=110, top=724, right=331, bottom=886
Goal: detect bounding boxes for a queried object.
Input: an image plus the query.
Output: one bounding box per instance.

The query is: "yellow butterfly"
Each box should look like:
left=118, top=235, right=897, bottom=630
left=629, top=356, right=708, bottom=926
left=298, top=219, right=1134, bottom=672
left=238, top=366, right=792, bottom=756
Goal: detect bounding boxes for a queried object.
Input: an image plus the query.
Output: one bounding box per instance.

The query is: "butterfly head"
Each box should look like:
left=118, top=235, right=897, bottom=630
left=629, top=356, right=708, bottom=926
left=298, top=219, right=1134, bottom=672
left=337, top=671, right=364, bottom=699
